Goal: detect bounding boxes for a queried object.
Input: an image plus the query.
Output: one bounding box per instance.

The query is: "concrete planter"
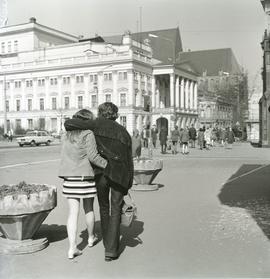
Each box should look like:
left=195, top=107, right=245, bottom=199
left=132, top=158, right=163, bottom=191
left=0, top=183, right=57, bottom=254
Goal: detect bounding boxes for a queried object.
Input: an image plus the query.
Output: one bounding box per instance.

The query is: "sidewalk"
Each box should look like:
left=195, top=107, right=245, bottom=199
left=1, top=142, right=270, bottom=278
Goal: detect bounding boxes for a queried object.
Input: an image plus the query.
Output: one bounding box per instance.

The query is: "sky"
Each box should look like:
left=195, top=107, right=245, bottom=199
left=4, top=0, right=266, bottom=90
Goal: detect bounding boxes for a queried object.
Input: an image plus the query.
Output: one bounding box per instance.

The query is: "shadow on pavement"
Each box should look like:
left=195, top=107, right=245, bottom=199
left=34, top=224, right=67, bottom=242
left=218, top=164, right=270, bottom=240
left=119, top=220, right=144, bottom=255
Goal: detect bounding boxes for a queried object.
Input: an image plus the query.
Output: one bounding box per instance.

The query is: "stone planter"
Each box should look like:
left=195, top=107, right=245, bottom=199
left=0, top=182, right=57, bottom=254
left=132, top=158, right=163, bottom=191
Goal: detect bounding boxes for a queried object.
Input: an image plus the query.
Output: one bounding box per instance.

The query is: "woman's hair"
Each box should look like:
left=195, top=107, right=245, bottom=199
left=66, top=109, right=93, bottom=143
left=72, top=109, right=94, bottom=120
left=98, top=102, right=118, bottom=120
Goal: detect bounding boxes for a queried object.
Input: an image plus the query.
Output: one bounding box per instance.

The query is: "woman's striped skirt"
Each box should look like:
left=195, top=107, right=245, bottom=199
left=62, top=177, right=96, bottom=199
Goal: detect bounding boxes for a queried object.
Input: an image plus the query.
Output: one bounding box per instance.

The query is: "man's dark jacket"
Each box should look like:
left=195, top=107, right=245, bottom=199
left=64, top=118, right=134, bottom=194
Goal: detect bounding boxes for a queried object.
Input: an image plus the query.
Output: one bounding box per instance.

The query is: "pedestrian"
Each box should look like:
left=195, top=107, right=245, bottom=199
left=132, top=129, right=142, bottom=159
left=189, top=124, right=197, bottom=148
left=179, top=126, right=190, bottom=154
left=159, top=127, right=168, bottom=154
left=171, top=125, right=180, bottom=155
left=141, top=126, right=150, bottom=148
left=151, top=125, right=158, bottom=148
left=204, top=127, right=212, bottom=150
left=197, top=128, right=205, bottom=150
left=59, top=109, right=108, bottom=259
left=211, top=127, right=217, bottom=147
left=220, top=127, right=226, bottom=146
left=8, top=129, right=13, bottom=142
left=65, top=102, right=133, bottom=261
left=225, top=126, right=235, bottom=149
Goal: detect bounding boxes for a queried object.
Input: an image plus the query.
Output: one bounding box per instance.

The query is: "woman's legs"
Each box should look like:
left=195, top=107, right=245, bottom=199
left=67, top=198, right=80, bottom=253
left=83, top=198, right=96, bottom=240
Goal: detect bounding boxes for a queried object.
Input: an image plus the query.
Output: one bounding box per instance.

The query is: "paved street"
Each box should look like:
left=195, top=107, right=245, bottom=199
left=1, top=142, right=270, bottom=278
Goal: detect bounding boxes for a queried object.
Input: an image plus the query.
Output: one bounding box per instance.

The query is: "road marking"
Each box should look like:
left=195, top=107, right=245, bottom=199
left=0, top=159, right=60, bottom=170
left=223, top=164, right=270, bottom=185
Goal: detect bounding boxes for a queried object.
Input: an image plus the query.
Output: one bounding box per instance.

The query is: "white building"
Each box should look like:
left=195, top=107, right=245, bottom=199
left=0, top=18, right=198, bottom=135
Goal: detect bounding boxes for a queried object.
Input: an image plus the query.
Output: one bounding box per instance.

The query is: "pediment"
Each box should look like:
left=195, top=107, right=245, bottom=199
left=118, top=87, right=128, bottom=92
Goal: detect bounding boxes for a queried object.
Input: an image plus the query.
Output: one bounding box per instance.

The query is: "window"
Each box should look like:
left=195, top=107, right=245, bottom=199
left=52, top=97, right=57, bottom=110
left=1, top=42, right=5, bottom=53
left=64, top=97, right=70, bottom=109
left=5, top=100, right=9, bottom=112
left=78, top=96, right=83, bottom=109
left=16, top=100, right=20, bottom=111
left=26, top=80, right=33, bottom=87
left=5, top=82, right=10, bottom=90
left=39, top=118, right=45, bottom=130
left=38, top=79, right=45, bottom=87
left=28, top=119, right=33, bottom=130
left=104, top=73, right=112, bottom=81
left=89, top=74, right=97, bottom=83
left=76, top=75, right=84, bottom=83
left=51, top=118, right=57, bottom=131
left=134, top=72, right=138, bottom=81
left=15, top=119, right=21, bottom=129
left=50, top=78, right=57, bottom=86
left=91, top=95, right=97, bottom=108
left=27, top=99, right=32, bottom=111
left=120, top=93, right=126, bottom=107
left=105, top=94, right=111, bottom=102
left=118, top=71, right=127, bottom=81
left=120, top=116, right=127, bottom=128
left=7, top=41, right=11, bottom=53
left=14, top=41, right=18, bottom=52
left=15, top=81, right=21, bottom=88
left=40, top=98, right=44, bottom=110
left=63, top=76, right=70, bottom=85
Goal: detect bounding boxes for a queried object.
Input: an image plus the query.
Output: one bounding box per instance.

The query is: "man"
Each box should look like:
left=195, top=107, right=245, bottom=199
left=141, top=126, right=149, bottom=148
left=64, top=102, right=133, bottom=261
left=189, top=124, right=197, bottom=148
left=151, top=125, right=158, bottom=148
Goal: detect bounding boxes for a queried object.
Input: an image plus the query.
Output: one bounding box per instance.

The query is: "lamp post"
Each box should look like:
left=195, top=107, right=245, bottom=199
left=0, top=55, right=7, bottom=134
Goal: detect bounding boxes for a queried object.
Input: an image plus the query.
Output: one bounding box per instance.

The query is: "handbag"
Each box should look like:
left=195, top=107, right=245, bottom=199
left=121, top=192, right=137, bottom=227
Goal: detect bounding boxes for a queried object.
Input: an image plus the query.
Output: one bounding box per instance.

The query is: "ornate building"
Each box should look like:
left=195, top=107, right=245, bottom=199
left=180, top=48, right=247, bottom=128
left=259, top=0, right=270, bottom=146
left=0, top=19, right=198, bottom=135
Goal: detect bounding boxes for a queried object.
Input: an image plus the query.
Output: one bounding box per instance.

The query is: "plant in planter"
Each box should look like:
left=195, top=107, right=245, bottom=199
left=132, top=157, right=163, bottom=191
left=0, top=181, right=57, bottom=254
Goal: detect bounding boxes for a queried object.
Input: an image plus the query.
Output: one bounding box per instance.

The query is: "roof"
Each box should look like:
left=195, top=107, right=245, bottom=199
left=103, top=27, right=183, bottom=64
left=180, top=48, right=242, bottom=76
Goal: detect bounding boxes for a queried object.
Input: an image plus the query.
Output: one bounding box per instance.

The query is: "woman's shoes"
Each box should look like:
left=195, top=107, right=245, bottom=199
left=105, top=255, right=119, bottom=262
left=68, top=248, right=82, bottom=259
left=88, top=235, right=98, bottom=247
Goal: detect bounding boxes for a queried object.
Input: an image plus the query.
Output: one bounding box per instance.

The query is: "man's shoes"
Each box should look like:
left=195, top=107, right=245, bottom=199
left=105, top=255, right=119, bottom=262
left=68, top=248, right=82, bottom=260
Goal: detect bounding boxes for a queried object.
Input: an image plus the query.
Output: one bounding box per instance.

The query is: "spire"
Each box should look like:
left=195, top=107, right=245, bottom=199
left=0, top=0, right=8, bottom=28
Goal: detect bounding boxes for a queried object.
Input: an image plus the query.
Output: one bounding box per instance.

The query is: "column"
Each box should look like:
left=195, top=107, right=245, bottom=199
left=70, top=75, right=75, bottom=109
left=194, top=82, right=198, bottom=110
left=138, top=73, right=142, bottom=107
left=156, top=79, right=160, bottom=108
left=45, top=77, right=50, bottom=110
left=170, top=74, right=175, bottom=107
left=190, top=81, right=194, bottom=110
left=151, top=76, right=156, bottom=108
left=32, top=78, right=37, bottom=110
left=185, top=79, right=189, bottom=109
left=58, top=76, right=63, bottom=109
left=112, top=71, right=118, bottom=105
left=175, top=75, right=180, bottom=109
left=128, top=70, right=134, bottom=106
left=180, top=77, right=184, bottom=109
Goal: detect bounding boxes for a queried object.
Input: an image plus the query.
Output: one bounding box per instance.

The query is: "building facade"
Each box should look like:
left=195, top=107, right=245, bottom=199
left=0, top=20, right=198, bottom=135
left=180, top=49, right=247, bottom=129
left=259, top=0, right=270, bottom=146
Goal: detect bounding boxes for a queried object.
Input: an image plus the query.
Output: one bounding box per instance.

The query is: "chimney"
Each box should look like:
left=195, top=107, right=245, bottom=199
left=29, top=17, right=37, bottom=23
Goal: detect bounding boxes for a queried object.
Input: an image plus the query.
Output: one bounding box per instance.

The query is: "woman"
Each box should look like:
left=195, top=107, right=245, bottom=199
left=179, top=126, right=190, bottom=154
left=171, top=126, right=180, bottom=155
left=197, top=128, right=205, bottom=150
left=132, top=129, right=142, bottom=158
left=59, top=109, right=107, bottom=259
left=159, top=127, right=168, bottom=154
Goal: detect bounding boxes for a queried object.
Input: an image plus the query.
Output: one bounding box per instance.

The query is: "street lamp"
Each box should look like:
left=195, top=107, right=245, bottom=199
left=148, top=33, right=175, bottom=64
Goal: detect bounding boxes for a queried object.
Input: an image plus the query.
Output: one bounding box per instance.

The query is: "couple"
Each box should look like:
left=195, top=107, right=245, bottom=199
left=59, top=102, right=134, bottom=261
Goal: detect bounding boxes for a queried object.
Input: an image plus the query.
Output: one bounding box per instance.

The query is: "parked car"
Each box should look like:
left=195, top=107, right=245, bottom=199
left=16, top=130, right=54, bottom=147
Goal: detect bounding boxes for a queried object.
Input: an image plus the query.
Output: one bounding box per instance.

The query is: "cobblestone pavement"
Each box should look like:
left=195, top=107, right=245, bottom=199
left=1, top=142, right=270, bottom=278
